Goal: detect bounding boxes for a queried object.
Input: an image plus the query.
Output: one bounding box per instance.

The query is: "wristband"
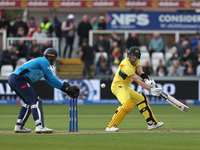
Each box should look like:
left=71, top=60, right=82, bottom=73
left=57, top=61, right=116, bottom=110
left=140, top=73, right=149, bottom=80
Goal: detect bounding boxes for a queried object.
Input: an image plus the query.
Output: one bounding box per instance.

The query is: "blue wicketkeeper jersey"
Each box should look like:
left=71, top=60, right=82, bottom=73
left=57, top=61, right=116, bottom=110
left=13, top=57, right=63, bottom=89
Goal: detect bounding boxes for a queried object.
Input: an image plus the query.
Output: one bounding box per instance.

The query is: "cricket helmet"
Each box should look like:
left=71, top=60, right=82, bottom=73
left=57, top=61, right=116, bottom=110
left=43, top=48, right=58, bottom=65
left=127, top=46, right=141, bottom=59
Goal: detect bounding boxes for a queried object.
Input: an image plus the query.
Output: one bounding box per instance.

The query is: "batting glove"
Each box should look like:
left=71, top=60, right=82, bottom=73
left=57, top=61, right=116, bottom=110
left=150, top=88, right=162, bottom=97
left=145, top=79, right=156, bottom=88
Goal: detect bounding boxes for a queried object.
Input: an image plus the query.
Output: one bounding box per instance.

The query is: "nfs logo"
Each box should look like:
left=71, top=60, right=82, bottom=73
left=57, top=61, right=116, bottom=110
left=110, top=13, right=149, bottom=26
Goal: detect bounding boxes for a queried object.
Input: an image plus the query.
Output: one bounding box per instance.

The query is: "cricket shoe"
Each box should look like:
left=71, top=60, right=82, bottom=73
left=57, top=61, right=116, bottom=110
left=105, top=126, right=119, bottom=132
left=14, top=125, right=31, bottom=133
left=35, top=125, right=54, bottom=133
left=148, top=122, right=164, bottom=130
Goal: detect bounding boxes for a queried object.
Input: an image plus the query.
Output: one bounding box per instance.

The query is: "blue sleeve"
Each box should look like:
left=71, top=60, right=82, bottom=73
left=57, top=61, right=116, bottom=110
left=44, top=74, right=63, bottom=89
left=149, top=39, right=153, bottom=48
left=40, top=60, right=63, bottom=89
left=158, top=38, right=164, bottom=51
left=191, top=38, right=196, bottom=46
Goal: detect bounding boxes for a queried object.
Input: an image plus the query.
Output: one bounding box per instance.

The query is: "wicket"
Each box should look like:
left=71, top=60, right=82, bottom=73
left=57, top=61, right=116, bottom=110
left=69, top=98, right=78, bottom=132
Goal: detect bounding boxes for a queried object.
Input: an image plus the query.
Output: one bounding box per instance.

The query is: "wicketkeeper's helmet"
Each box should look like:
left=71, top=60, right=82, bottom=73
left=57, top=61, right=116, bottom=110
left=127, top=46, right=141, bottom=59
left=43, top=48, right=58, bottom=65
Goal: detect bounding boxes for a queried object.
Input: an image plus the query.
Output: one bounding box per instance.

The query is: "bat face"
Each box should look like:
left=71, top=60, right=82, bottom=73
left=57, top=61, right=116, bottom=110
left=160, top=91, right=189, bottom=112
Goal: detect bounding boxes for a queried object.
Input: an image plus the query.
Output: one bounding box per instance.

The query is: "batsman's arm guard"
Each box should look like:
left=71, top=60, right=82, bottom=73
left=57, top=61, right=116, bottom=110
left=60, top=82, right=80, bottom=98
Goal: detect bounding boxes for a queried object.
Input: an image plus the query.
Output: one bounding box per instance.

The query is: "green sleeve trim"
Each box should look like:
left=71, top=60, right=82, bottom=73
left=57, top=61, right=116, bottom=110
left=119, top=70, right=127, bottom=80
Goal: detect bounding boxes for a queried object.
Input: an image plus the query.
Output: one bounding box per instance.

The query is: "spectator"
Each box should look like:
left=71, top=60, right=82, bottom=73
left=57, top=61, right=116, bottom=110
left=32, top=26, right=47, bottom=44
left=96, top=54, right=108, bottom=68
left=157, top=66, right=167, bottom=77
left=190, top=31, right=200, bottom=51
left=0, top=15, right=11, bottom=37
left=166, top=50, right=180, bottom=69
left=15, top=39, right=28, bottom=59
left=142, top=60, right=154, bottom=75
left=98, top=16, right=106, bottom=30
left=96, top=60, right=112, bottom=76
left=61, top=14, right=76, bottom=58
left=77, top=14, right=92, bottom=46
left=93, top=34, right=110, bottom=53
left=125, top=31, right=141, bottom=52
left=12, top=15, right=28, bottom=37
left=194, top=41, right=200, bottom=55
left=111, top=59, right=120, bottom=75
left=26, top=46, right=41, bottom=60
left=53, top=16, right=62, bottom=56
left=181, top=47, right=197, bottom=66
left=41, top=40, right=52, bottom=55
left=197, top=64, right=200, bottom=76
left=27, top=39, right=38, bottom=53
left=108, top=41, right=122, bottom=64
left=168, top=60, right=184, bottom=76
left=15, top=27, right=26, bottom=37
left=0, top=44, right=17, bottom=71
left=183, top=60, right=196, bottom=75
left=91, top=17, right=98, bottom=30
left=184, top=66, right=195, bottom=76
left=79, top=39, right=95, bottom=79
left=156, top=60, right=168, bottom=76
left=196, top=52, right=200, bottom=66
left=40, top=16, right=53, bottom=37
left=109, top=32, right=121, bottom=48
left=26, top=40, right=40, bottom=60
left=27, top=16, right=38, bottom=38
left=174, top=34, right=187, bottom=55
left=177, top=40, right=189, bottom=57
left=148, top=32, right=164, bottom=57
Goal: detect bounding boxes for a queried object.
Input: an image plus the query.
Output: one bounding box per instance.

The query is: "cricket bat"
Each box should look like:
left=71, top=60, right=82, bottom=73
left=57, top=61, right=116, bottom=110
left=160, top=91, right=189, bottom=112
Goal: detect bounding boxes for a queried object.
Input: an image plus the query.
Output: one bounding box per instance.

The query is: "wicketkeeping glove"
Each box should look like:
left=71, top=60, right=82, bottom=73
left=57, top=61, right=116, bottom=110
left=150, top=88, right=162, bottom=97
left=60, top=82, right=80, bottom=98
left=145, top=79, right=156, bottom=88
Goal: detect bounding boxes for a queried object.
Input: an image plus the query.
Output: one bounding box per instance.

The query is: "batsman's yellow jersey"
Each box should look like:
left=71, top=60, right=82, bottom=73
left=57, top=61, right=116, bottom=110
left=108, top=56, right=159, bottom=127
left=111, top=56, right=141, bottom=90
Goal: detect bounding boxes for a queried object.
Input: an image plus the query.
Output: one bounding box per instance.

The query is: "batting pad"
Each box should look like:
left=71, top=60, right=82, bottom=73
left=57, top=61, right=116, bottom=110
left=17, top=103, right=31, bottom=127
left=31, top=98, right=44, bottom=127
left=137, top=92, right=158, bottom=123
left=107, top=100, right=136, bottom=128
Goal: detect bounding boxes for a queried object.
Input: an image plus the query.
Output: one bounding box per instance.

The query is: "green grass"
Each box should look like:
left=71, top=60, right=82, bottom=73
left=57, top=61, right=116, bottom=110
left=0, top=105, right=200, bottom=150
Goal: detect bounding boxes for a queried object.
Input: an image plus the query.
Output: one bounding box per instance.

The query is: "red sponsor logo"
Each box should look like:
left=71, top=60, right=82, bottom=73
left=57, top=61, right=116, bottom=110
left=21, top=85, right=27, bottom=89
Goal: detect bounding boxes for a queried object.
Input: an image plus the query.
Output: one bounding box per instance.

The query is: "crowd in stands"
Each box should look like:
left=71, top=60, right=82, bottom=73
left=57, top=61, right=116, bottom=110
left=89, top=30, right=200, bottom=78
left=0, top=13, right=200, bottom=78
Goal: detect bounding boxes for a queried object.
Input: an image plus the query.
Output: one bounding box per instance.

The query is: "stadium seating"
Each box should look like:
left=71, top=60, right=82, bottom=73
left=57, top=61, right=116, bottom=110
left=151, top=52, right=165, bottom=72
left=140, top=46, right=148, bottom=52
left=140, top=52, right=150, bottom=66
left=165, top=52, right=172, bottom=63
left=1, top=65, right=13, bottom=76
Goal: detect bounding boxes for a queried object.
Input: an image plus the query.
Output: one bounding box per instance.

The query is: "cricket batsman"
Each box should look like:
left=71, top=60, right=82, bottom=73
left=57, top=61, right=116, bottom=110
left=105, top=46, right=164, bottom=132
left=8, top=48, right=79, bottom=133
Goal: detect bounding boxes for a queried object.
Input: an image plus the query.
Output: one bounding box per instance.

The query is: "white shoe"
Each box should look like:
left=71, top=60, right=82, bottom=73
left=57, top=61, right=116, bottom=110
left=148, top=122, right=164, bottom=130
left=35, top=125, right=54, bottom=133
left=14, top=125, right=31, bottom=133
left=105, top=127, right=119, bottom=132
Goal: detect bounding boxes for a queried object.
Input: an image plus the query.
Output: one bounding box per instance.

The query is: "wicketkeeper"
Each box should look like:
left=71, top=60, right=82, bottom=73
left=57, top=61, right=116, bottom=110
left=106, top=46, right=164, bottom=132
left=8, top=48, right=79, bottom=133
